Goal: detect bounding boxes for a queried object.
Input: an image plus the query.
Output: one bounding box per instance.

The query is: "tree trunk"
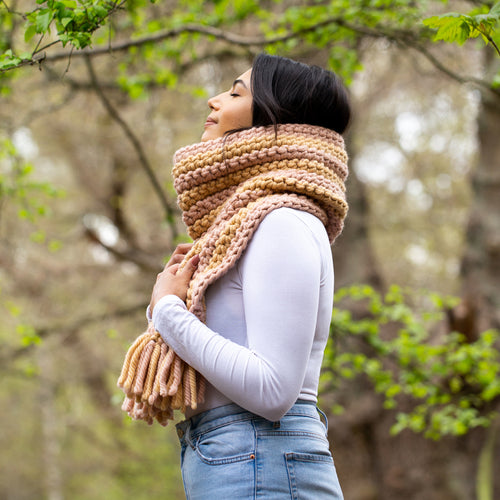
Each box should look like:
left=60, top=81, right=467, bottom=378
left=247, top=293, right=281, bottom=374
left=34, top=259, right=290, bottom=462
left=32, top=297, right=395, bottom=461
left=333, top=129, right=384, bottom=289
left=459, top=48, right=500, bottom=334
left=457, top=46, right=500, bottom=500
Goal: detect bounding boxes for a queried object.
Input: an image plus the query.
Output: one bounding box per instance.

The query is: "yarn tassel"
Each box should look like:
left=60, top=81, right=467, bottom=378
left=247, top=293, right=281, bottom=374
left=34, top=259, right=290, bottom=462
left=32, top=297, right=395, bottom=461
left=171, top=372, right=185, bottom=410
left=167, top=354, right=183, bottom=396
left=149, top=343, right=167, bottom=405
left=143, top=342, right=162, bottom=402
left=117, top=333, right=143, bottom=387
left=188, top=365, right=197, bottom=410
left=159, top=346, right=176, bottom=397
left=118, top=331, right=151, bottom=394
left=183, top=367, right=192, bottom=409
left=118, top=328, right=204, bottom=425
left=132, top=339, right=155, bottom=398
left=197, top=372, right=206, bottom=404
left=122, top=396, right=134, bottom=413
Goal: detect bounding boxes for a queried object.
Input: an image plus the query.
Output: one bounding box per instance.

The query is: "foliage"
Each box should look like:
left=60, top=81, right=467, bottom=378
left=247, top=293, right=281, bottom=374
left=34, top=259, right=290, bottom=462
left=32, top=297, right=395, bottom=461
left=0, top=0, right=499, bottom=497
left=423, top=1, right=500, bottom=54
left=1, top=1, right=498, bottom=101
left=0, top=0, right=122, bottom=71
left=322, top=285, right=500, bottom=440
left=0, top=1, right=487, bottom=83
left=26, top=0, right=117, bottom=48
left=0, top=135, right=63, bottom=225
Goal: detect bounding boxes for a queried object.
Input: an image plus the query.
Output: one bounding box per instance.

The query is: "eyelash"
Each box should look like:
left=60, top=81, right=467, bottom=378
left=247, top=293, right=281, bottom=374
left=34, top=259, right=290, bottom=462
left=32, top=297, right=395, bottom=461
left=230, top=92, right=240, bottom=97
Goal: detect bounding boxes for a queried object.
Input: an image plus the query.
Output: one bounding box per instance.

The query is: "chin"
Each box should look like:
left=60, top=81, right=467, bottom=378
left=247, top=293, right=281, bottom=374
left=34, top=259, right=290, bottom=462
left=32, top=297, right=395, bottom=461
left=202, top=123, right=224, bottom=142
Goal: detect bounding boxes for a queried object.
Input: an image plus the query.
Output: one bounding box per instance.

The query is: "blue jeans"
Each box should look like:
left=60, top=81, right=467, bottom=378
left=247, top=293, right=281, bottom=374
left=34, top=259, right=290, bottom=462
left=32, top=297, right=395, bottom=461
left=175, top=401, right=344, bottom=499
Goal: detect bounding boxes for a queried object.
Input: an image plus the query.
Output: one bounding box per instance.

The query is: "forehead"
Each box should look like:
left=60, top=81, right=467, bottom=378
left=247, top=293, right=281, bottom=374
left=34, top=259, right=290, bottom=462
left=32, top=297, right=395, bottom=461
left=236, top=68, right=252, bottom=84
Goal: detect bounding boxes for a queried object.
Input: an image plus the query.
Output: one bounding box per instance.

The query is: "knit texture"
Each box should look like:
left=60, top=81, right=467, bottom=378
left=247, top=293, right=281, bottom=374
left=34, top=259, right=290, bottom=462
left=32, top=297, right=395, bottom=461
left=117, top=123, right=348, bottom=425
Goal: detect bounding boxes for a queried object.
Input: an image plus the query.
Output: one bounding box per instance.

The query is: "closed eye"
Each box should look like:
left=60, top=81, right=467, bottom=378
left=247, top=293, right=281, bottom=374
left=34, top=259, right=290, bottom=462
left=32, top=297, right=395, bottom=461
left=229, top=78, right=247, bottom=97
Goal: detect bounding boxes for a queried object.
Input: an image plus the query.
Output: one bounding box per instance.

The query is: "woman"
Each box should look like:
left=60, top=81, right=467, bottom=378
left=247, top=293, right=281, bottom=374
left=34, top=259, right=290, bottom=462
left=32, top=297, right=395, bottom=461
left=150, top=53, right=350, bottom=499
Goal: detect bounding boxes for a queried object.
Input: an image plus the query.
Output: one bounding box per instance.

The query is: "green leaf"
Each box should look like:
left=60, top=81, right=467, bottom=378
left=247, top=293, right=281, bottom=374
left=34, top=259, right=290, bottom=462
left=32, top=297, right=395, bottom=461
left=60, top=16, right=73, bottom=28
left=24, top=24, right=37, bottom=42
left=492, top=72, right=500, bottom=88
left=16, top=324, right=41, bottom=346
left=489, top=2, right=500, bottom=18
left=59, top=0, right=78, bottom=7
left=36, top=10, right=53, bottom=33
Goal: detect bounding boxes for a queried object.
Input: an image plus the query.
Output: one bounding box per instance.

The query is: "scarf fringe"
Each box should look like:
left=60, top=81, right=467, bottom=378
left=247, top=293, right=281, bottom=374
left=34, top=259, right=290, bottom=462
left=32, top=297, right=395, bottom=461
left=117, top=322, right=205, bottom=425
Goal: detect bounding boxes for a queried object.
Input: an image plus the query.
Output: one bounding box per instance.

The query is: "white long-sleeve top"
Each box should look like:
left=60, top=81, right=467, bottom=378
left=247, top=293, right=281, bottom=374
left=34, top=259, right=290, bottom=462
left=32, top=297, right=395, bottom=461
left=151, top=207, right=334, bottom=421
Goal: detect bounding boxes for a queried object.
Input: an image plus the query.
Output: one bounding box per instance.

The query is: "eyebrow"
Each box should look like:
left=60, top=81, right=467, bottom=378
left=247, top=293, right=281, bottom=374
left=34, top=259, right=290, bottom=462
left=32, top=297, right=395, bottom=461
left=232, top=79, right=248, bottom=89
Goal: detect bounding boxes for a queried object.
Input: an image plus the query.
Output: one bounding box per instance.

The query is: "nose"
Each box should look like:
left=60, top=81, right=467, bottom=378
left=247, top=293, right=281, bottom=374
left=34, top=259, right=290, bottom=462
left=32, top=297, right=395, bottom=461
left=207, top=93, right=222, bottom=110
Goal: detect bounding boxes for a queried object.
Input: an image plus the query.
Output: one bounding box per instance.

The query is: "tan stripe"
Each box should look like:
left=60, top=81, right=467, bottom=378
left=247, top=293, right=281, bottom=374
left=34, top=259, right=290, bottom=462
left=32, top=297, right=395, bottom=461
left=178, top=159, right=344, bottom=211
left=173, top=133, right=346, bottom=177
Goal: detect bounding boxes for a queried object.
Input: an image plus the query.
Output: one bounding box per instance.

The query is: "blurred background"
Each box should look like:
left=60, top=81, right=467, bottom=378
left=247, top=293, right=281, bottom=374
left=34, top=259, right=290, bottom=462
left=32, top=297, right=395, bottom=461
left=1, top=1, right=499, bottom=499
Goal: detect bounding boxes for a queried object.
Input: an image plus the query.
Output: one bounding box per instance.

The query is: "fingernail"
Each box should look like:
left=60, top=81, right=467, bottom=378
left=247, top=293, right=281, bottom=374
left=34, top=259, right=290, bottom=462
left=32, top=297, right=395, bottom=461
left=191, top=255, right=200, bottom=266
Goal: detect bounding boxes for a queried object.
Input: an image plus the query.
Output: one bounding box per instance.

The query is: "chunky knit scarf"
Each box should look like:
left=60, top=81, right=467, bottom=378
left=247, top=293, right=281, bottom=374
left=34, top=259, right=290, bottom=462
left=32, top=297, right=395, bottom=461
left=117, top=123, right=348, bottom=425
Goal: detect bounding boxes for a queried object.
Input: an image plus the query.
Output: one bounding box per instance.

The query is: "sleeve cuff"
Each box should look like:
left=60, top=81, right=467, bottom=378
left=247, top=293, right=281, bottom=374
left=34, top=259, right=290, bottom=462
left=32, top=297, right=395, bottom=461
left=151, top=295, right=187, bottom=325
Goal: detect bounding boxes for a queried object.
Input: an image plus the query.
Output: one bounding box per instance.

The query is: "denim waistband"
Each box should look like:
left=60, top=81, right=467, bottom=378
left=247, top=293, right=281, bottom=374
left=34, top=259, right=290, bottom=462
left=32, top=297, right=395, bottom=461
left=176, top=400, right=327, bottom=440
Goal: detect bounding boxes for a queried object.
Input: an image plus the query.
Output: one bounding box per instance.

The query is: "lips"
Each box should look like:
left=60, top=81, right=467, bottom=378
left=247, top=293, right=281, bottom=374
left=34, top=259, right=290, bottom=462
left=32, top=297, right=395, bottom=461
left=204, top=116, right=217, bottom=127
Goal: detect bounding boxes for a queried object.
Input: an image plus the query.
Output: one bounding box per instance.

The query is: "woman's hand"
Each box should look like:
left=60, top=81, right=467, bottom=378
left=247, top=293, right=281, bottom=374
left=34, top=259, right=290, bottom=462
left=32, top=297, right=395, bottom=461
left=150, top=244, right=199, bottom=312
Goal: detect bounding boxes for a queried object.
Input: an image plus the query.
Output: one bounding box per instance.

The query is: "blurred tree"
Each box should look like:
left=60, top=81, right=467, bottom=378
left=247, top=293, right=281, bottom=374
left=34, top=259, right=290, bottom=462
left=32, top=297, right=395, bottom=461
left=1, top=0, right=499, bottom=499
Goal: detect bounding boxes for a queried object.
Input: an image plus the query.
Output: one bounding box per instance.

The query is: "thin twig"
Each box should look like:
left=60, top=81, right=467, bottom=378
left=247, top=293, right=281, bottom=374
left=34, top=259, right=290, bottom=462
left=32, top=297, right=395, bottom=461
left=3, top=11, right=498, bottom=97
left=84, top=225, right=161, bottom=272
left=485, top=34, right=500, bottom=58
left=32, top=39, right=61, bottom=58
left=30, top=21, right=338, bottom=63
left=32, top=33, right=45, bottom=56
left=0, top=0, right=24, bottom=16
left=61, top=46, right=74, bottom=78
left=84, top=55, right=178, bottom=234
left=42, top=20, right=499, bottom=94
left=410, top=41, right=500, bottom=97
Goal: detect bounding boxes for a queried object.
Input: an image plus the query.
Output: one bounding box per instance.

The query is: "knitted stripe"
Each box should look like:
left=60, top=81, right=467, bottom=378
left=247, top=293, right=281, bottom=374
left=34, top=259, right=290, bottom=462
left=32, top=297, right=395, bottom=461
left=173, top=126, right=347, bottom=176
left=177, top=157, right=345, bottom=213
left=118, top=123, right=348, bottom=425
left=174, top=141, right=347, bottom=191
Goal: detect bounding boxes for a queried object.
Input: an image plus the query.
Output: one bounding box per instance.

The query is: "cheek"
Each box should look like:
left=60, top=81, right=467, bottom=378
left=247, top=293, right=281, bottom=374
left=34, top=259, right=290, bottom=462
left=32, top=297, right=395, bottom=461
left=231, top=102, right=253, bottom=128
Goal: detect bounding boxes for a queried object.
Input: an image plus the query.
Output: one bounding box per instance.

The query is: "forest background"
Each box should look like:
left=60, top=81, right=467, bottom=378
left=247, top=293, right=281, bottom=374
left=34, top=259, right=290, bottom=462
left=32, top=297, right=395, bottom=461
left=1, top=0, right=499, bottom=499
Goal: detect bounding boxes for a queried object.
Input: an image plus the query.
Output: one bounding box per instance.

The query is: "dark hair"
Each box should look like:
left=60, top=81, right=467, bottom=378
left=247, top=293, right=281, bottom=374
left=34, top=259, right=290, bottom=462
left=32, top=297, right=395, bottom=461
left=250, top=53, right=351, bottom=135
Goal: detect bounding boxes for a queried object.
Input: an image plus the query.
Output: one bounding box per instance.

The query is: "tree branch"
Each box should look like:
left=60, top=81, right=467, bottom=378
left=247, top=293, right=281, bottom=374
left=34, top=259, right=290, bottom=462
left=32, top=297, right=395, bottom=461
left=0, top=0, right=25, bottom=16
left=0, top=302, right=149, bottom=366
left=49, top=20, right=500, bottom=96
left=4, top=15, right=498, bottom=98
left=485, top=33, right=500, bottom=58
left=83, top=225, right=162, bottom=272
left=41, top=24, right=287, bottom=63
left=408, top=41, right=500, bottom=98
left=17, top=17, right=344, bottom=67
left=334, top=18, right=500, bottom=98
left=84, top=55, right=179, bottom=234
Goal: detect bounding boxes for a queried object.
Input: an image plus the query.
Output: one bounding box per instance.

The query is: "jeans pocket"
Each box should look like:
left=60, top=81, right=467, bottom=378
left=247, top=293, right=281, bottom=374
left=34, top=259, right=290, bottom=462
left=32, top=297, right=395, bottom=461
left=194, top=420, right=256, bottom=465
left=285, top=452, right=343, bottom=500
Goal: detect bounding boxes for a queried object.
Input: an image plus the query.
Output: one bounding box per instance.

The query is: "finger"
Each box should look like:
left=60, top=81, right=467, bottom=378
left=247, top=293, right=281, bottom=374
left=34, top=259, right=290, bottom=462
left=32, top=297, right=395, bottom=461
left=157, top=263, right=180, bottom=281
left=168, top=263, right=180, bottom=275
left=172, top=243, right=194, bottom=256
left=178, top=255, right=200, bottom=281
left=165, top=253, right=184, bottom=268
left=165, top=243, right=194, bottom=268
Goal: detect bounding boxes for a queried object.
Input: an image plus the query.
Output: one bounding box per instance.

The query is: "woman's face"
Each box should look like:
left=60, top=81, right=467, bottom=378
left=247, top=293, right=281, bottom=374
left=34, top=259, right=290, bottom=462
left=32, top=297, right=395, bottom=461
left=201, top=68, right=253, bottom=141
